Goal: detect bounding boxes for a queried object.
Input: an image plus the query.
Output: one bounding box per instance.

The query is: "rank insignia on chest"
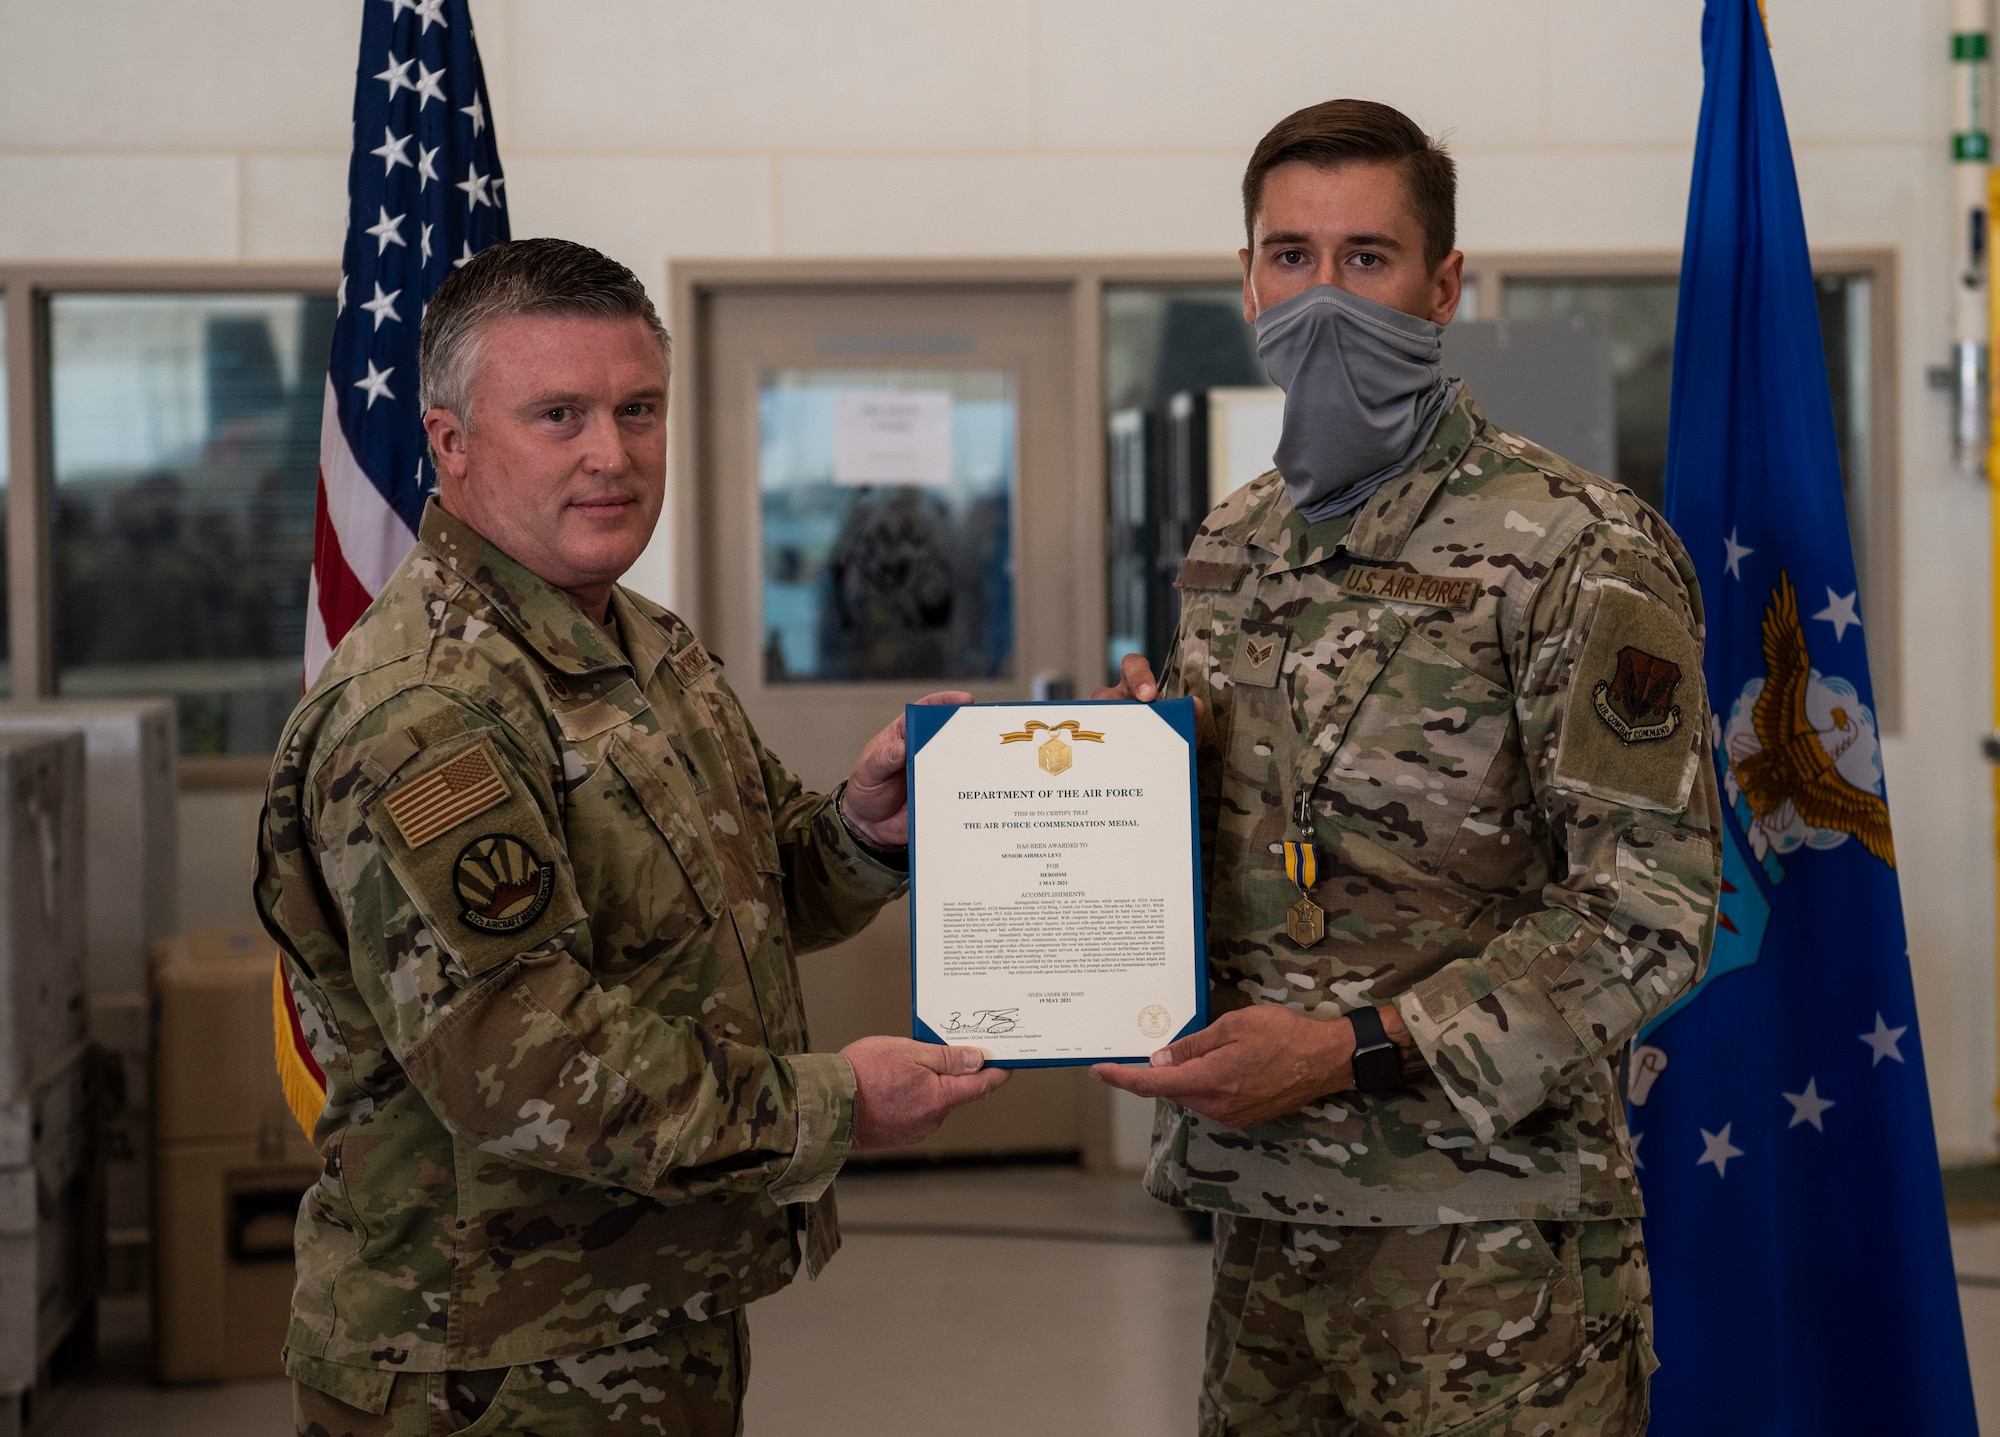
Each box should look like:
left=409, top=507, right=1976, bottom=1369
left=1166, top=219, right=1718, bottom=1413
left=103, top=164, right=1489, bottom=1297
left=1282, top=840, right=1324, bottom=947
left=1232, top=628, right=1289, bottom=688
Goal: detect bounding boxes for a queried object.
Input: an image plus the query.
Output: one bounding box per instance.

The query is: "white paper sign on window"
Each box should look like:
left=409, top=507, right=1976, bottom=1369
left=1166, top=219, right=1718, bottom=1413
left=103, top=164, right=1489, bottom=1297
left=832, top=390, right=953, bottom=487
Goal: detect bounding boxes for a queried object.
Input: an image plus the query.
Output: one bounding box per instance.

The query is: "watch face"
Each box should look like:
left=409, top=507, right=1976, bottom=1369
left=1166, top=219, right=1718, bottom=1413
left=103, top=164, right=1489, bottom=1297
left=1353, top=1044, right=1403, bottom=1093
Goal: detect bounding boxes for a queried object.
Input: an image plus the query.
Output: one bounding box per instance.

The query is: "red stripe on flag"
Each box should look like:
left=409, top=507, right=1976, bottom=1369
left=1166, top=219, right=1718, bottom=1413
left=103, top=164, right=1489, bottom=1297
left=313, top=472, right=377, bottom=649
left=281, top=968, right=327, bottom=1089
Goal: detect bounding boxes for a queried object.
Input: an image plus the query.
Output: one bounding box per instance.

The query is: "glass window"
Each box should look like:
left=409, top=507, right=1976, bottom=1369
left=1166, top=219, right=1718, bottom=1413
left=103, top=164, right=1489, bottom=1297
left=1499, top=274, right=1873, bottom=583
left=759, top=368, right=1015, bottom=684
left=48, top=294, right=334, bottom=755
left=1499, top=278, right=1680, bottom=512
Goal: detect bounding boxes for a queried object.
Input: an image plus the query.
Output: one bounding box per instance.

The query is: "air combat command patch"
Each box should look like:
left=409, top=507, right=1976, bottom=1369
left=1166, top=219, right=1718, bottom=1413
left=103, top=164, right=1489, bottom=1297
left=454, top=833, right=555, bottom=934
left=1594, top=645, right=1684, bottom=744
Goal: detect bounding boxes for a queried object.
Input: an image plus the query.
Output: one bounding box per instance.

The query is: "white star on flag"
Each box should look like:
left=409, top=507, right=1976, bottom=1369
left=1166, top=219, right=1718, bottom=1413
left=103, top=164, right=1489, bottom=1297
left=365, top=206, right=408, bottom=254
left=454, top=239, right=476, bottom=268
left=353, top=360, right=396, bottom=408
left=1631, top=1131, right=1643, bottom=1169
left=1859, top=1012, right=1906, bottom=1066
left=414, top=0, right=449, bottom=32
left=417, top=143, right=440, bottom=190
left=335, top=272, right=347, bottom=317
left=457, top=162, right=493, bottom=211
left=461, top=92, right=486, bottom=136
left=370, top=126, right=413, bottom=175
left=1813, top=588, right=1861, bottom=641
left=414, top=61, right=448, bottom=109
left=1782, top=1078, right=1835, bottom=1131
left=375, top=52, right=414, bottom=100
left=1697, top=1123, right=1744, bottom=1178
left=1724, top=528, right=1753, bottom=579
left=420, top=223, right=434, bottom=266
left=359, top=283, right=403, bottom=332
left=384, top=0, right=420, bottom=17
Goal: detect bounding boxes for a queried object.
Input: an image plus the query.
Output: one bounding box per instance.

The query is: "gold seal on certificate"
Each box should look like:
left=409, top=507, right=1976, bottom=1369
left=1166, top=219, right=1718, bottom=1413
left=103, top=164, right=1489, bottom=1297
left=905, top=699, right=1208, bottom=1067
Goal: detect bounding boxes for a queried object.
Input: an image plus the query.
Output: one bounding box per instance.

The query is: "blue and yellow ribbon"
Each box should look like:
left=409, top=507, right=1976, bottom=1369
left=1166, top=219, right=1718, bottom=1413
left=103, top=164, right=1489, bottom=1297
left=1283, top=840, right=1318, bottom=892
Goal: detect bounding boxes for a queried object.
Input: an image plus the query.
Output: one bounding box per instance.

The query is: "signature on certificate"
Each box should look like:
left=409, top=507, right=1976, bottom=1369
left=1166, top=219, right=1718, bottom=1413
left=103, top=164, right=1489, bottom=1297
left=943, top=1008, right=1020, bottom=1036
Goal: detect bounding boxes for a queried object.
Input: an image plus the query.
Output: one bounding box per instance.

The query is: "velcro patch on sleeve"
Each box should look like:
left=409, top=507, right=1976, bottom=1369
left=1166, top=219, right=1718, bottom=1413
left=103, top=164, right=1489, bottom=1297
left=381, top=742, right=508, bottom=848
left=1338, top=564, right=1480, bottom=610
left=1551, top=578, right=1703, bottom=813
left=367, top=734, right=587, bottom=980
left=1175, top=559, right=1248, bottom=592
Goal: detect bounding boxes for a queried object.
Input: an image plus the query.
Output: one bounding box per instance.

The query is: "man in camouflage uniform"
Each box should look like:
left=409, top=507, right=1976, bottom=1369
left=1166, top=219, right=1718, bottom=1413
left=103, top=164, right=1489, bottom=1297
left=257, top=239, right=1006, bottom=1436
left=1097, top=101, right=1721, bottom=1436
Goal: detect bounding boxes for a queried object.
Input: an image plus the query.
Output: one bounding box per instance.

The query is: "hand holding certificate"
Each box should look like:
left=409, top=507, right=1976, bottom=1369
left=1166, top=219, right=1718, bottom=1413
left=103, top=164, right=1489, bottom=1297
left=905, top=699, right=1207, bottom=1066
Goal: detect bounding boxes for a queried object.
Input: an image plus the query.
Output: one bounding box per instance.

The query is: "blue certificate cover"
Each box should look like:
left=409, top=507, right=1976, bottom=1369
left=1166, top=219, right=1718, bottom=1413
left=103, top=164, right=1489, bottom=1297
left=904, top=697, right=1207, bottom=1068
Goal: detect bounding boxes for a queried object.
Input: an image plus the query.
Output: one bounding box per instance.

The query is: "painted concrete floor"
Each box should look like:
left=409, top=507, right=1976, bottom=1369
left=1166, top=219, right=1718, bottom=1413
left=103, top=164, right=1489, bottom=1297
left=31, top=1167, right=2000, bottom=1436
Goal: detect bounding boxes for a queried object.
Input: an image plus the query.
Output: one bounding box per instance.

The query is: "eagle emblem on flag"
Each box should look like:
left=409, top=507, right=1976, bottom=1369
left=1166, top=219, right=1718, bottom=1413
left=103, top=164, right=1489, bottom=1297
left=1723, top=571, right=1895, bottom=869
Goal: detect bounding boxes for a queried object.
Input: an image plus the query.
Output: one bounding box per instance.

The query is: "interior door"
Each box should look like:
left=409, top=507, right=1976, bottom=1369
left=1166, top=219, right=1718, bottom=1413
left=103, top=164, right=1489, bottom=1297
left=698, top=283, right=1095, bottom=1156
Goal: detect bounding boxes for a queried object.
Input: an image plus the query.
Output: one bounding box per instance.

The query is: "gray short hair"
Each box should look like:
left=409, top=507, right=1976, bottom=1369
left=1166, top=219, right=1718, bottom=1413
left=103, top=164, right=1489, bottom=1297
left=417, top=237, right=669, bottom=425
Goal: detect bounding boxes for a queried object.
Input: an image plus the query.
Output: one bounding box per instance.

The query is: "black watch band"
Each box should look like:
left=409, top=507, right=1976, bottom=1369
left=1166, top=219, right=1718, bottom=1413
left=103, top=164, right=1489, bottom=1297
left=831, top=780, right=909, bottom=871
left=1347, top=1005, right=1404, bottom=1094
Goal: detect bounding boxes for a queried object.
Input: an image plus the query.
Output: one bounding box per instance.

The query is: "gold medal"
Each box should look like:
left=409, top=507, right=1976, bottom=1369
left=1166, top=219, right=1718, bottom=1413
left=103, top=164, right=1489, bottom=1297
left=1286, top=895, right=1325, bottom=947
left=1282, top=840, right=1323, bottom=948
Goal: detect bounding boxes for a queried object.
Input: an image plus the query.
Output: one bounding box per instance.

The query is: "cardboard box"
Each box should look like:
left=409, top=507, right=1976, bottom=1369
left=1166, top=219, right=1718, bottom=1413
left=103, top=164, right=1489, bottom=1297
left=152, top=930, right=317, bottom=1383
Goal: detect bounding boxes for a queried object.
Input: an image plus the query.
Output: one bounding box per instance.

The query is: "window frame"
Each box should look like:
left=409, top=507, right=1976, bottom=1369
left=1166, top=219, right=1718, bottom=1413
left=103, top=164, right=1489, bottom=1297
left=1463, top=248, right=1901, bottom=733
left=0, top=263, right=341, bottom=787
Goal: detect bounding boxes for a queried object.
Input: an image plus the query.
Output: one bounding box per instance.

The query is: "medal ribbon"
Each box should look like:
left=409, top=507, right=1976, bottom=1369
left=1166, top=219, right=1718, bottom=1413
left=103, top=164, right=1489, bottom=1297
left=999, top=719, right=1106, bottom=744
left=1283, top=840, right=1318, bottom=892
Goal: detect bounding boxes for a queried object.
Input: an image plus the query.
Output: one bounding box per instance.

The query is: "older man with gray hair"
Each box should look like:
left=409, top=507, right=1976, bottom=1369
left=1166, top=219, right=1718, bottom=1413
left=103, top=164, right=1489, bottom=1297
left=257, top=237, right=1006, bottom=1436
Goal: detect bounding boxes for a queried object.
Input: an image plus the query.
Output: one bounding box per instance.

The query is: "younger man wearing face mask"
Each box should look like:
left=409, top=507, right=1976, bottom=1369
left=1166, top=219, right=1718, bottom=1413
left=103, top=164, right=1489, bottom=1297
left=1094, top=100, right=1722, bottom=1436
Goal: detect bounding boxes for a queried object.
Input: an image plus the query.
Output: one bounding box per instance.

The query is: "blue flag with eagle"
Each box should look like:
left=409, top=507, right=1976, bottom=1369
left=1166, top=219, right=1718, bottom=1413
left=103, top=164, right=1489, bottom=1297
left=1640, top=2, right=1977, bottom=1430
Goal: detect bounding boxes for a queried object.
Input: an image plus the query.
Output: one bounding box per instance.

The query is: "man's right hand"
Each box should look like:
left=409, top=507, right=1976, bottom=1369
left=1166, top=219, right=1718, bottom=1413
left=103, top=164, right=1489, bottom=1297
left=1093, top=652, right=1161, bottom=703
left=843, top=1036, right=1010, bottom=1150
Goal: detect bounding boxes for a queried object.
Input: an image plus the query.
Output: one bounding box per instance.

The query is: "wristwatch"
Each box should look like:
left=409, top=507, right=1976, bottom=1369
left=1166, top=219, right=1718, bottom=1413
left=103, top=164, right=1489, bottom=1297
left=831, top=779, right=909, bottom=870
left=1347, top=1005, right=1404, bottom=1094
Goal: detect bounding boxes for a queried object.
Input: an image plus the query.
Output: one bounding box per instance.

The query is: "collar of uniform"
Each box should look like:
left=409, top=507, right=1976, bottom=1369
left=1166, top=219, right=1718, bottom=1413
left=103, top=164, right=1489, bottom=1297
left=418, top=499, right=631, bottom=677
left=1241, top=387, right=1486, bottom=574
left=607, top=584, right=675, bottom=691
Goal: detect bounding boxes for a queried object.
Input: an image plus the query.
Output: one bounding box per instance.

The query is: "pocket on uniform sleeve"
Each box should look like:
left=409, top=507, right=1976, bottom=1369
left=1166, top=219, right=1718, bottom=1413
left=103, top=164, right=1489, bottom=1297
left=367, top=735, right=586, bottom=982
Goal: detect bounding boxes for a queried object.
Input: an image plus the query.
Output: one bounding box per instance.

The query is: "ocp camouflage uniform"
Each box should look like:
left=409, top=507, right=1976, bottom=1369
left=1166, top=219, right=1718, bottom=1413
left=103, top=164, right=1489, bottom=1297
left=1150, top=389, right=1722, bottom=1436
left=257, top=501, right=906, bottom=1436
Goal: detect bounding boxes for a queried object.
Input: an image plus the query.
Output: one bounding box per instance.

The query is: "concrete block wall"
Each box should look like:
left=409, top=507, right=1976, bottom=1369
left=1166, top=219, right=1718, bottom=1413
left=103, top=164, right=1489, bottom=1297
left=3, top=0, right=1990, bottom=1158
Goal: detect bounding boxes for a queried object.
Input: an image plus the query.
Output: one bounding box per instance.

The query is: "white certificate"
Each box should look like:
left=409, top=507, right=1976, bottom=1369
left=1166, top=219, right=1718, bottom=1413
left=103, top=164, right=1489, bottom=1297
left=905, top=699, right=1207, bottom=1066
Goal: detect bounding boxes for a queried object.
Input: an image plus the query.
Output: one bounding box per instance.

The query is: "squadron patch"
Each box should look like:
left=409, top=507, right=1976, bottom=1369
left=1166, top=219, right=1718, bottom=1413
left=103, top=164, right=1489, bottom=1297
left=453, top=833, right=555, bottom=934
left=1593, top=646, right=1684, bottom=744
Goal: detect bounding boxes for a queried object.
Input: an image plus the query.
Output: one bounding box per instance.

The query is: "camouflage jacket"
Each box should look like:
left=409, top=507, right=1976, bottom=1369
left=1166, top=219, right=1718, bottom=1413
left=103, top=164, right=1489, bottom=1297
left=256, top=502, right=906, bottom=1385
left=1147, top=389, right=1722, bottom=1226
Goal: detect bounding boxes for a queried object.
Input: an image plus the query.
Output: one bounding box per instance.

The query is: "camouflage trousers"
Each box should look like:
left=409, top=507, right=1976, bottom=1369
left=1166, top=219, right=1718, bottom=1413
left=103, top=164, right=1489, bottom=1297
left=1202, top=1214, right=1655, bottom=1437
left=293, top=1310, right=747, bottom=1437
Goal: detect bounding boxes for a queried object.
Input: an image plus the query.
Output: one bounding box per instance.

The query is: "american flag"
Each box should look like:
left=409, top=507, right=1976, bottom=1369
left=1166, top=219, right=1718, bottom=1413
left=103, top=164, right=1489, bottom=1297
left=307, top=0, right=508, bottom=683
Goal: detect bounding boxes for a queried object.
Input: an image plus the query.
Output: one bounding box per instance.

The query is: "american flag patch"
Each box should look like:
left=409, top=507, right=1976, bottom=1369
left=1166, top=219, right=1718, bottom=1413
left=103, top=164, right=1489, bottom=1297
left=381, top=745, right=509, bottom=849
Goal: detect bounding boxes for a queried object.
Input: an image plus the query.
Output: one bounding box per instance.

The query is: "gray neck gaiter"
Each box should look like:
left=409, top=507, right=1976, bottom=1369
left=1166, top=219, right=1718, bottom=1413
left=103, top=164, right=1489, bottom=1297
left=1254, top=283, right=1459, bottom=522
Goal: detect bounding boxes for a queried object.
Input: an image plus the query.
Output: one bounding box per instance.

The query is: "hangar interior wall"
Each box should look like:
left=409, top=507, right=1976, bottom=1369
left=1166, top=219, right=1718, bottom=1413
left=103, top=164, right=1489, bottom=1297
left=1, top=0, right=1989, bottom=1159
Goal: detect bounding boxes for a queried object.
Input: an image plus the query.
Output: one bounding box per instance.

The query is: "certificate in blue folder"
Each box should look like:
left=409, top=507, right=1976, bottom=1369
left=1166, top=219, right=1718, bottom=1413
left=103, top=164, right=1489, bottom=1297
left=905, top=698, right=1207, bottom=1068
